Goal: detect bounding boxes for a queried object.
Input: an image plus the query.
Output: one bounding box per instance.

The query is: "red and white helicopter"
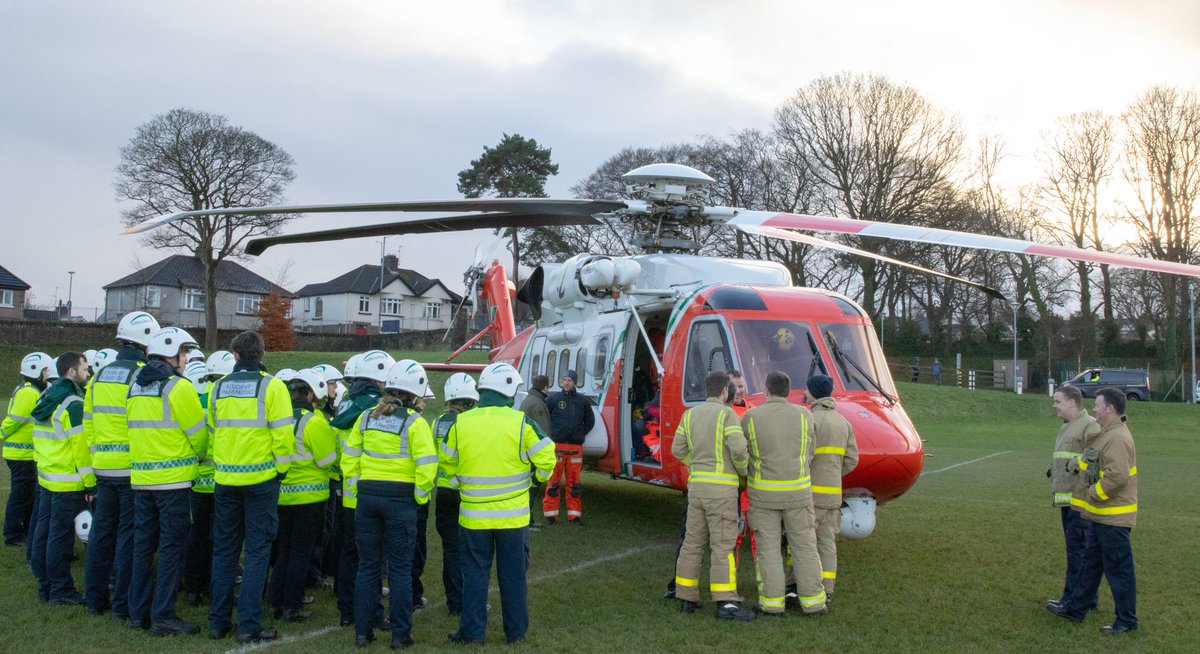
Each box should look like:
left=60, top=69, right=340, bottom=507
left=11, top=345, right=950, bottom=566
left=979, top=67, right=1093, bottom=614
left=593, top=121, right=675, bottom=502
left=129, top=163, right=1200, bottom=538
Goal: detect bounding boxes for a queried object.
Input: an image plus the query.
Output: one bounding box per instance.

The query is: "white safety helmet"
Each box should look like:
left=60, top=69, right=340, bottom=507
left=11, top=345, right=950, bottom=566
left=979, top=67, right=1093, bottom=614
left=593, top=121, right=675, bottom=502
left=184, top=361, right=209, bottom=389
left=333, top=382, right=348, bottom=410
left=342, top=353, right=363, bottom=379
left=478, top=362, right=522, bottom=397
left=93, top=348, right=118, bottom=371
left=311, top=363, right=344, bottom=384
left=292, top=369, right=327, bottom=398
left=75, top=509, right=93, bottom=544
left=840, top=496, right=877, bottom=540
left=386, top=359, right=430, bottom=397
left=275, top=368, right=298, bottom=382
left=206, top=350, right=236, bottom=377
left=444, top=372, right=479, bottom=403
left=46, top=356, right=61, bottom=380
left=187, top=349, right=206, bottom=363
left=20, top=352, right=54, bottom=380
left=116, top=311, right=161, bottom=347
left=83, top=350, right=98, bottom=370
left=147, top=327, right=199, bottom=358
left=357, top=350, right=396, bottom=383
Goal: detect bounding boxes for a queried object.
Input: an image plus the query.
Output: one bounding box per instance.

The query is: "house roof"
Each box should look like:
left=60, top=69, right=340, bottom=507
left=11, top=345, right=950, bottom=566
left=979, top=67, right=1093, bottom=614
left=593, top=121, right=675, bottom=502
left=104, top=255, right=295, bottom=298
left=296, top=264, right=461, bottom=303
left=0, top=264, right=31, bottom=291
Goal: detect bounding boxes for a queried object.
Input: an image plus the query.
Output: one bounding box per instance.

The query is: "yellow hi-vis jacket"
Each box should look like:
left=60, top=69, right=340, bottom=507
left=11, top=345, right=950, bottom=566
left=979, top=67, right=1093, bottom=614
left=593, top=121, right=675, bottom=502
left=809, top=397, right=859, bottom=510
left=33, top=389, right=94, bottom=492
left=671, top=398, right=749, bottom=499
left=279, top=408, right=338, bottom=506
left=193, top=379, right=217, bottom=494
left=83, top=360, right=143, bottom=479
left=208, top=371, right=294, bottom=486
left=343, top=404, right=437, bottom=505
left=741, top=396, right=815, bottom=509
left=441, top=404, right=555, bottom=529
left=433, top=411, right=461, bottom=490
left=126, top=374, right=208, bottom=491
left=1, top=381, right=40, bottom=461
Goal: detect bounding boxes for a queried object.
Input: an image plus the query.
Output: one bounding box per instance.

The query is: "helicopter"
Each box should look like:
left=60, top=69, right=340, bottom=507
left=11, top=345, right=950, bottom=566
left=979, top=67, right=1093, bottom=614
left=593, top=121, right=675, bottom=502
left=128, top=163, right=1200, bottom=538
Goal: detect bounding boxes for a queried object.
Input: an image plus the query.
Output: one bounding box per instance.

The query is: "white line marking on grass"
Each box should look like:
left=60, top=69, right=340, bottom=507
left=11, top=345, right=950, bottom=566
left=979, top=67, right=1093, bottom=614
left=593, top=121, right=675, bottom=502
left=921, top=450, right=1011, bottom=476
left=225, top=544, right=667, bottom=653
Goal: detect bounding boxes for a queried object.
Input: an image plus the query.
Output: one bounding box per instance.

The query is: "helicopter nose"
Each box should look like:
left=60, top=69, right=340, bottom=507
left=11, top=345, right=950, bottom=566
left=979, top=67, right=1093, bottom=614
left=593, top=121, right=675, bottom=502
left=836, top=395, right=924, bottom=503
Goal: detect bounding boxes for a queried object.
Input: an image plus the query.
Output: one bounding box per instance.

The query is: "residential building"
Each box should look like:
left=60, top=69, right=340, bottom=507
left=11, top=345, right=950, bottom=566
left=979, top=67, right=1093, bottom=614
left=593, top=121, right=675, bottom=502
left=102, top=255, right=294, bottom=330
left=0, top=263, right=30, bottom=321
left=293, top=255, right=463, bottom=334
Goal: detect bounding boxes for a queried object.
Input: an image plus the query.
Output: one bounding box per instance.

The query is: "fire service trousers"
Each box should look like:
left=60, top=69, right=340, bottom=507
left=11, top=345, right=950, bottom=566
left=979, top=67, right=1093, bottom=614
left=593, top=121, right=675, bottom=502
left=813, top=506, right=840, bottom=596
left=673, top=495, right=739, bottom=603
left=751, top=501, right=826, bottom=614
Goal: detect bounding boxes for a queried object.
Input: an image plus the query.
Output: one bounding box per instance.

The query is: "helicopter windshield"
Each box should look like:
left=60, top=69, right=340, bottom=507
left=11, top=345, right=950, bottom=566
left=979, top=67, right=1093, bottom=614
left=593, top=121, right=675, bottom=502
left=817, top=322, right=897, bottom=396
left=731, top=320, right=828, bottom=395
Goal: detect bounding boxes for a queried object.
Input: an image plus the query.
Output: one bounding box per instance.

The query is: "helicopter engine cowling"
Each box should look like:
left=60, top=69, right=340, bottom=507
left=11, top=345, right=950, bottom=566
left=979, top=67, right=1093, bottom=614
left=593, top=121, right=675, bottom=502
left=538, top=254, right=641, bottom=315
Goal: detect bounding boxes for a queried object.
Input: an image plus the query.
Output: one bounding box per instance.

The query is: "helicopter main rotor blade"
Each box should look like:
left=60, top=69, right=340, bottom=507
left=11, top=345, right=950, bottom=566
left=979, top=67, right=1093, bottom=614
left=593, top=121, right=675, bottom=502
left=124, top=198, right=627, bottom=235
left=738, top=225, right=1007, bottom=300
left=724, top=209, right=1200, bottom=278
left=244, top=212, right=603, bottom=255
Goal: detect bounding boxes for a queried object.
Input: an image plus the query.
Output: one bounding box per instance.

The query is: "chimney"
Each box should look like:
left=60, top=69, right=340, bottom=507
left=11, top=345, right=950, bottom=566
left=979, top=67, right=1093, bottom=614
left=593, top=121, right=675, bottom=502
left=383, top=254, right=399, bottom=272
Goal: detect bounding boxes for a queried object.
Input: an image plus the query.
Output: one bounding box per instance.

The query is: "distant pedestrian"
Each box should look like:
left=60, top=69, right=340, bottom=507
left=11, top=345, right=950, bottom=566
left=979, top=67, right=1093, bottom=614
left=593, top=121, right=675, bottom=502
left=910, top=357, right=920, bottom=383
left=932, top=358, right=942, bottom=385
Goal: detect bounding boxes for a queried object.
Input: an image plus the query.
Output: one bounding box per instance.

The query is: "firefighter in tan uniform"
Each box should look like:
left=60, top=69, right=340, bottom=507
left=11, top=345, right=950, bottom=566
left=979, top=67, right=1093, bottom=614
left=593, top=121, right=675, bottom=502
left=672, top=371, right=754, bottom=621
left=743, top=371, right=826, bottom=617
left=1043, top=384, right=1100, bottom=613
left=806, top=374, right=857, bottom=600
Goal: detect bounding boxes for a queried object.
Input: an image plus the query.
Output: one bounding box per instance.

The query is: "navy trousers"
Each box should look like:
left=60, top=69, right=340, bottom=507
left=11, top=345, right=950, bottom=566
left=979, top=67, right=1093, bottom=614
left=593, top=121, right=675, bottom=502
left=183, top=491, right=214, bottom=597
left=434, top=487, right=463, bottom=613
left=355, top=491, right=417, bottom=641
left=459, top=525, right=530, bottom=643
left=30, top=488, right=85, bottom=601
left=335, top=504, right=358, bottom=623
left=1065, top=520, right=1137, bottom=629
left=3, top=459, right=36, bottom=545
left=413, top=501, right=429, bottom=602
left=85, top=477, right=134, bottom=614
left=209, top=480, right=279, bottom=637
left=128, top=488, right=191, bottom=623
left=1057, top=507, right=1096, bottom=608
left=269, top=502, right=324, bottom=610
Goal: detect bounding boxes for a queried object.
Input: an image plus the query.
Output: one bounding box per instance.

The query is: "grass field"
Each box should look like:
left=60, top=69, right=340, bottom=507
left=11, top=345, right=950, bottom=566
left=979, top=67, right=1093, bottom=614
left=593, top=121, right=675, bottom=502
left=1, top=351, right=1197, bottom=653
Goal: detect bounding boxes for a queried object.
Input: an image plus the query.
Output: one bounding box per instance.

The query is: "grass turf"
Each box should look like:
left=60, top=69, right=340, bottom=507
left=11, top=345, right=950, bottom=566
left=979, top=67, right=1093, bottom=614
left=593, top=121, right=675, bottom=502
left=0, top=361, right=1196, bottom=652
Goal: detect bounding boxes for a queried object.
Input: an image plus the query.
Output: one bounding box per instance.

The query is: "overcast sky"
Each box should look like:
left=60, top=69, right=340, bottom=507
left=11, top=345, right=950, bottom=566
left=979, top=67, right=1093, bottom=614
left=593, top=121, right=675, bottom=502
left=2, top=0, right=1197, bottom=318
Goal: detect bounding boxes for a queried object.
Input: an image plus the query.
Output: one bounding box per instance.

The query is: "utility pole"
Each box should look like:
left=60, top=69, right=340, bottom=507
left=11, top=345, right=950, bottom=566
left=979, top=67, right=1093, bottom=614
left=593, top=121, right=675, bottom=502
left=67, top=271, right=75, bottom=318
left=1010, top=299, right=1019, bottom=393
left=1191, top=280, right=1196, bottom=403
left=378, top=237, right=387, bottom=334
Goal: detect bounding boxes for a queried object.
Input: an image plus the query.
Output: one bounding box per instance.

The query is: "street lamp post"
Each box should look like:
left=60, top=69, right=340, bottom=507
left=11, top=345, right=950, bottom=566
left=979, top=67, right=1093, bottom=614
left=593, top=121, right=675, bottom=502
left=1190, top=280, right=1196, bottom=403
left=67, top=271, right=75, bottom=319
left=1010, top=299, right=1019, bottom=394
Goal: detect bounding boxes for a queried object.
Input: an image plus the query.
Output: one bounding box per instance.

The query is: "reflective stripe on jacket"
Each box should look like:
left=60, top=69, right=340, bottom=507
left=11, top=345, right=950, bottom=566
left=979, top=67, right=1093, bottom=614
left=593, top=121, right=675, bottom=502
left=671, top=398, right=749, bottom=499
left=1071, top=419, right=1138, bottom=527
left=127, top=375, right=207, bottom=491
left=2, top=382, right=40, bottom=461
left=33, top=394, right=93, bottom=491
left=1050, top=410, right=1099, bottom=507
left=343, top=405, right=436, bottom=504
left=209, top=371, right=294, bottom=486
left=743, top=396, right=815, bottom=509
left=441, top=405, right=555, bottom=529
left=433, top=412, right=460, bottom=489
left=809, top=397, right=859, bottom=510
left=84, top=360, right=142, bottom=478
left=279, top=408, right=338, bottom=505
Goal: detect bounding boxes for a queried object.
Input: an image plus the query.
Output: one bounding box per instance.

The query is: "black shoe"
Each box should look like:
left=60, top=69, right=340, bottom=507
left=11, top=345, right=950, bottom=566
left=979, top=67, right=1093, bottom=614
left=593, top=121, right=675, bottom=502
left=568, top=517, right=582, bottom=525
left=50, top=593, right=84, bottom=606
left=237, top=629, right=278, bottom=644
left=209, top=626, right=231, bottom=640
left=130, top=616, right=151, bottom=630
left=678, top=599, right=702, bottom=614
left=447, top=631, right=484, bottom=645
left=544, top=517, right=557, bottom=525
left=356, top=632, right=376, bottom=647
left=283, top=608, right=313, bottom=622
left=802, top=606, right=829, bottom=617
left=413, top=596, right=429, bottom=611
left=784, top=592, right=799, bottom=609
left=1045, top=601, right=1083, bottom=624
left=302, top=594, right=315, bottom=605
left=1044, top=599, right=1062, bottom=611
left=86, top=604, right=107, bottom=616
left=1100, top=623, right=1138, bottom=635
left=375, top=616, right=391, bottom=630
left=391, top=635, right=415, bottom=649
left=150, top=618, right=201, bottom=637
left=716, top=601, right=756, bottom=621
left=754, top=606, right=785, bottom=618
left=663, top=588, right=676, bottom=600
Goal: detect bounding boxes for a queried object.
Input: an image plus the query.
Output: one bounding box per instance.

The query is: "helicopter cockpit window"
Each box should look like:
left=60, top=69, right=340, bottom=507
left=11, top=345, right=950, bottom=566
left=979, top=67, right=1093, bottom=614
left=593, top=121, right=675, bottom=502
left=684, top=320, right=733, bottom=402
left=731, top=320, right=826, bottom=395
left=818, top=322, right=897, bottom=395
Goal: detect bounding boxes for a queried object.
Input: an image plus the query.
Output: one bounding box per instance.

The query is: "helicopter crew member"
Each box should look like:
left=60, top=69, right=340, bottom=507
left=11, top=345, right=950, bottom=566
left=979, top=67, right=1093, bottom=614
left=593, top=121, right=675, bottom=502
left=81, top=311, right=159, bottom=617
left=2, top=352, right=53, bottom=547
left=344, top=360, right=437, bottom=648
left=1043, top=385, right=1100, bottom=614
left=268, top=370, right=337, bottom=623
left=443, top=363, right=556, bottom=645
left=672, top=370, right=755, bottom=621
left=434, top=373, right=480, bottom=616
left=330, top=350, right=394, bottom=628
left=1048, top=388, right=1139, bottom=635
left=125, top=327, right=207, bottom=636
left=29, top=352, right=93, bottom=605
left=806, top=374, right=858, bottom=600
left=207, top=331, right=295, bottom=644
left=543, top=370, right=594, bottom=524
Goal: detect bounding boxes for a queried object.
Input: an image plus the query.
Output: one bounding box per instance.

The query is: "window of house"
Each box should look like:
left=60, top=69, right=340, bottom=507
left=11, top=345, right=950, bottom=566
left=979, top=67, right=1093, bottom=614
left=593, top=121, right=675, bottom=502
left=684, top=320, right=732, bottom=402
left=236, top=296, right=261, bottom=315
left=382, top=297, right=403, bottom=316
left=314, top=297, right=324, bottom=320
left=304, top=297, right=311, bottom=313
left=0, top=290, right=13, bottom=308
left=358, top=296, right=371, bottom=314
left=145, top=286, right=161, bottom=308
left=423, top=302, right=441, bottom=320
left=182, top=288, right=205, bottom=311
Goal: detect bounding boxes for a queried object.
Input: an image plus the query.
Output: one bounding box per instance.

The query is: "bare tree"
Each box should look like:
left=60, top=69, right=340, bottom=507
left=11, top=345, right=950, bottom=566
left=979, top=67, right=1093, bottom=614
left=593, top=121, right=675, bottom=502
left=1038, top=111, right=1116, bottom=318
left=115, top=108, right=296, bottom=349
left=773, top=72, right=964, bottom=320
left=1120, top=86, right=1200, bottom=365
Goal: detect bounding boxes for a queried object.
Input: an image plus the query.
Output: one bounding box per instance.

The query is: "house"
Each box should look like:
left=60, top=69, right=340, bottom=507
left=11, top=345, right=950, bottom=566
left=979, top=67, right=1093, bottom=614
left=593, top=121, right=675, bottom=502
left=102, top=255, right=294, bottom=330
left=293, top=255, right=463, bottom=334
left=0, top=263, right=31, bottom=320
